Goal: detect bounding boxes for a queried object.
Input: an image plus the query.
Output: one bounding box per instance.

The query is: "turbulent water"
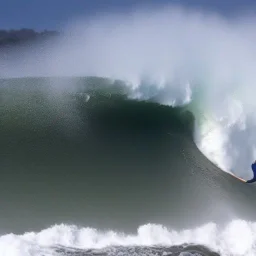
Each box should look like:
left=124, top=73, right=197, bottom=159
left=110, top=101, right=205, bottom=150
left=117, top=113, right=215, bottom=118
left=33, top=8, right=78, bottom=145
left=1, top=77, right=256, bottom=256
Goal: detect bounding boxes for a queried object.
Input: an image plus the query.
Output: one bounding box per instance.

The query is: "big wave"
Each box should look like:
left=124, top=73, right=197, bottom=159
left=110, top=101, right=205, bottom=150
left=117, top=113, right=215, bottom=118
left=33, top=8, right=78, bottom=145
left=1, top=5, right=256, bottom=179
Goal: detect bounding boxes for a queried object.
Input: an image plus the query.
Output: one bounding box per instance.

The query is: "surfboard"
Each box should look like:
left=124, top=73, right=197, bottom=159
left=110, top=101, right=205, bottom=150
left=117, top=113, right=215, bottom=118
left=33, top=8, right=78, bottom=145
left=230, top=173, right=246, bottom=183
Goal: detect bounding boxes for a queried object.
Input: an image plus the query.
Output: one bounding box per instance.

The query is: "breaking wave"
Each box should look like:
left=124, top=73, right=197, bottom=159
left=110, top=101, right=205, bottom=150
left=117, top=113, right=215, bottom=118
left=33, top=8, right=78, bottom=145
left=2, top=220, right=256, bottom=256
left=2, top=4, right=256, bottom=256
left=2, top=5, right=256, bottom=180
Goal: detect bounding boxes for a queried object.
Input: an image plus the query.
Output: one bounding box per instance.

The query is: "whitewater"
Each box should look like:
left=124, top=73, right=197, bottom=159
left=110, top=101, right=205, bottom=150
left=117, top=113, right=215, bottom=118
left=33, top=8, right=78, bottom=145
left=1, top=220, right=256, bottom=256
left=1, top=4, right=256, bottom=256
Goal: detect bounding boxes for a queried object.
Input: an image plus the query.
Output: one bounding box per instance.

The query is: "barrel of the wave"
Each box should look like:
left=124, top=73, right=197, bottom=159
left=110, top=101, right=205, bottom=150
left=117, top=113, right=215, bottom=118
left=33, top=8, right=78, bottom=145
left=231, top=161, right=256, bottom=183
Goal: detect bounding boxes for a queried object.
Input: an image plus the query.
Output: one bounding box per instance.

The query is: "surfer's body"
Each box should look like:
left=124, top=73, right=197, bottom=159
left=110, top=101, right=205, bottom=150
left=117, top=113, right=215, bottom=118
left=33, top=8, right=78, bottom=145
left=232, top=161, right=256, bottom=183
left=246, top=162, right=256, bottom=183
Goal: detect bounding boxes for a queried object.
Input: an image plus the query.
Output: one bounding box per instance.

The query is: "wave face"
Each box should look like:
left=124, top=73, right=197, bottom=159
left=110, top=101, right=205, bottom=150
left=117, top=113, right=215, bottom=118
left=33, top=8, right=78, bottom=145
left=1, top=77, right=256, bottom=256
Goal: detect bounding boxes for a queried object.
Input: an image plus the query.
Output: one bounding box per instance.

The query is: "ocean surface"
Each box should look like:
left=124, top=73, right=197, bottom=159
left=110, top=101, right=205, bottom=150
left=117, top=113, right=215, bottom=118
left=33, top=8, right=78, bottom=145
left=1, top=77, right=256, bottom=256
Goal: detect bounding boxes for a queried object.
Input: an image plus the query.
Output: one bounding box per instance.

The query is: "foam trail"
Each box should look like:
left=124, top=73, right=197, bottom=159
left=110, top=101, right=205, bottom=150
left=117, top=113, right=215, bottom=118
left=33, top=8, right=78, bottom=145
left=2, top=5, right=256, bottom=176
left=1, top=220, right=256, bottom=256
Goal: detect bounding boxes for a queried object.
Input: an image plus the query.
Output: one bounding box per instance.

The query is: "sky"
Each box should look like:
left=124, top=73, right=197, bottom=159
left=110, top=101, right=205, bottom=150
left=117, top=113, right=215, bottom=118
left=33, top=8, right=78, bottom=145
left=1, top=0, right=256, bottom=30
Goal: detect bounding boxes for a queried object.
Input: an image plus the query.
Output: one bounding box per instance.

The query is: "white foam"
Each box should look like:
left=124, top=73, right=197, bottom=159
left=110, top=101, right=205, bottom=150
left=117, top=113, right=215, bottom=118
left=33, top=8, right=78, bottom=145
left=1, top=220, right=256, bottom=256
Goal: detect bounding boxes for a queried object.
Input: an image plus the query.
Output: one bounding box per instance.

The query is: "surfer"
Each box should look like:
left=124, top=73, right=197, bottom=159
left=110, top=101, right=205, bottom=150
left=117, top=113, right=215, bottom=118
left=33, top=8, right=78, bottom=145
left=246, top=161, right=256, bottom=183
left=231, top=161, right=256, bottom=183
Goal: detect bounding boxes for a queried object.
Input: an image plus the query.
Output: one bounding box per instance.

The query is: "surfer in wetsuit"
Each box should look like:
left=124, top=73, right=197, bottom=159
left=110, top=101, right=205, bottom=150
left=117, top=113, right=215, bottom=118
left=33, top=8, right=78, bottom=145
left=246, top=161, right=256, bottom=183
